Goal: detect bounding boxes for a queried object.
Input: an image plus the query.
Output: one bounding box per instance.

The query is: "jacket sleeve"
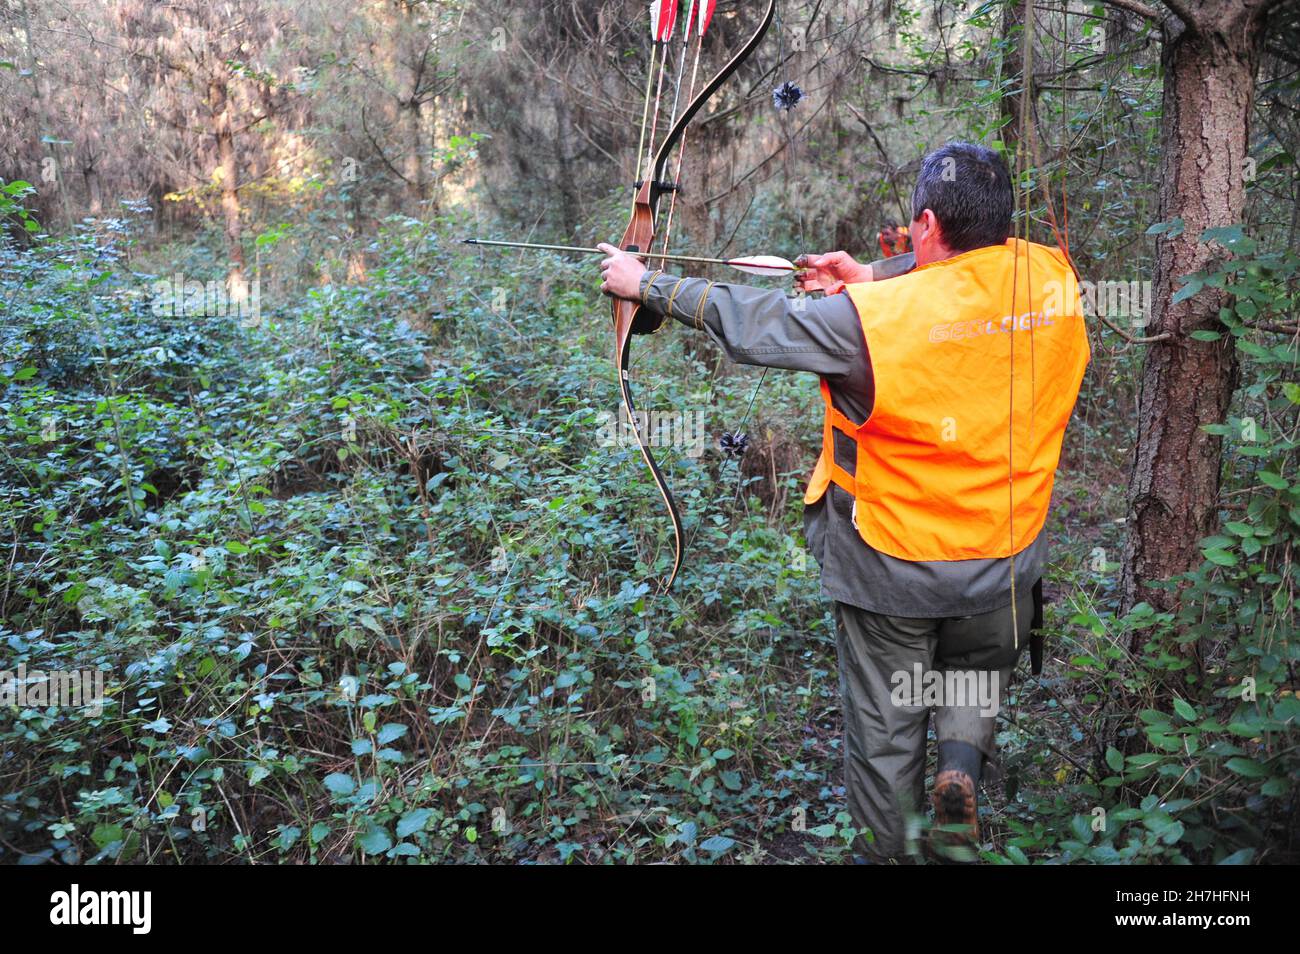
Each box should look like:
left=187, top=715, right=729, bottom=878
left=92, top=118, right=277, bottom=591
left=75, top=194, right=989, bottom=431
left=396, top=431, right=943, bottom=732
left=635, top=273, right=862, bottom=377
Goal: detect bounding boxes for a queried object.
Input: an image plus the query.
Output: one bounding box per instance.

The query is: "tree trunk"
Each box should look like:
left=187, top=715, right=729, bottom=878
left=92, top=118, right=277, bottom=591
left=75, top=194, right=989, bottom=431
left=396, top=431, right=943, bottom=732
left=402, top=99, right=425, bottom=207
left=148, top=180, right=169, bottom=237
left=1119, top=5, right=1270, bottom=619
left=551, top=92, right=581, bottom=236
left=210, top=73, right=246, bottom=295
left=999, top=0, right=1023, bottom=155
left=83, top=155, right=102, bottom=216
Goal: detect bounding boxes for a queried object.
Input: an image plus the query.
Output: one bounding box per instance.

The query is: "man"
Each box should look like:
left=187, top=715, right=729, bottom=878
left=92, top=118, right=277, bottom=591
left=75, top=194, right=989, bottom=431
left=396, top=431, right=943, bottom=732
left=598, top=141, right=1089, bottom=862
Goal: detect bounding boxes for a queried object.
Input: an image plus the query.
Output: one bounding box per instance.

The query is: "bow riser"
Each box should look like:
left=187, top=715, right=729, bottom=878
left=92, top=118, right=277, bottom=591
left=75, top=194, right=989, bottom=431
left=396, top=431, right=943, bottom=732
left=615, top=180, right=668, bottom=339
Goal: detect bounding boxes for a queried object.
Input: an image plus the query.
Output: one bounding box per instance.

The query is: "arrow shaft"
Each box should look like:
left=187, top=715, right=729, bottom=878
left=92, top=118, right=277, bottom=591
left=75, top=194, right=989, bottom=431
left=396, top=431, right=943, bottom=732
left=463, top=238, right=796, bottom=271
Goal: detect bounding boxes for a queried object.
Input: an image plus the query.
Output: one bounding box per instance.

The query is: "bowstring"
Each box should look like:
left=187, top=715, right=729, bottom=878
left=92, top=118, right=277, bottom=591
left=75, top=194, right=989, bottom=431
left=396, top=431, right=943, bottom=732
left=1008, top=0, right=1037, bottom=651
left=649, top=7, right=705, bottom=554
left=684, top=1, right=794, bottom=557
left=721, top=0, right=804, bottom=520
left=1010, top=1, right=1075, bottom=654
left=722, top=0, right=797, bottom=495
left=775, top=0, right=808, bottom=257
left=651, top=3, right=715, bottom=565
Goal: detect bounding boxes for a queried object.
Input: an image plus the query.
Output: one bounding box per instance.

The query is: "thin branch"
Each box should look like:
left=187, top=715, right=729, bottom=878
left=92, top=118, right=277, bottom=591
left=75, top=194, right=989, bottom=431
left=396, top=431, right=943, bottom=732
left=842, top=101, right=909, bottom=220
left=1241, top=318, right=1300, bottom=336
left=1096, top=0, right=1163, bottom=24
left=1097, top=313, right=1171, bottom=344
left=1154, top=0, right=1198, bottom=27
left=359, top=107, right=410, bottom=185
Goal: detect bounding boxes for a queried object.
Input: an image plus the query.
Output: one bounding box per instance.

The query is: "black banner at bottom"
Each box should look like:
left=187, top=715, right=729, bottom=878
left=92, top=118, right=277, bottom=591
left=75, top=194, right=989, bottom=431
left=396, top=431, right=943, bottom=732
left=4, top=862, right=1270, bottom=942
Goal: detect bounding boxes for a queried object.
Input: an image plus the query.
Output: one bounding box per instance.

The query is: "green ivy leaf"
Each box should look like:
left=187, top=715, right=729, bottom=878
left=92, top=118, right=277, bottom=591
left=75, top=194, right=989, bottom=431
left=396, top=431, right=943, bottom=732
left=1202, top=548, right=1237, bottom=567
left=1105, top=747, right=1124, bottom=772
left=1217, top=848, right=1255, bottom=865
left=323, top=772, right=356, bottom=795
left=376, top=723, right=407, bottom=744
left=357, top=825, right=392, bottom=854
left=396, top=808, right=432, bottom=838
left=1171, top=276, right=1204, bottom=304
left=1225, top=757, right=1268, bottom=778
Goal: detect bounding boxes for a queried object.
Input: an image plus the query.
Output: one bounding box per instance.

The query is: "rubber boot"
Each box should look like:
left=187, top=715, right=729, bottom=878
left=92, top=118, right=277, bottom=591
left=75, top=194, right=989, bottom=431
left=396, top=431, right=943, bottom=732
left=931, top=740, right=981, bottom=862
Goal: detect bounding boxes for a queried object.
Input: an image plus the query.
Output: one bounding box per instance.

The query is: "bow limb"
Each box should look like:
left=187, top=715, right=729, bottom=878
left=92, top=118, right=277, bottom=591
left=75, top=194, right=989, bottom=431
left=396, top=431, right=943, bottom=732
left=611, top=0, right=775, bottom=592
left=615, top=296, right=685, bottom=591
left=613, top=180, right=682, bottom=590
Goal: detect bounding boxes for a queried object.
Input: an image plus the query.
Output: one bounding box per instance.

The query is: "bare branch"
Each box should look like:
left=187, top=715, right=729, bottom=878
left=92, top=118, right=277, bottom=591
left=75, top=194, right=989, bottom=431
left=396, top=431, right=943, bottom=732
left=1155, top=0, right=1199, bottom=27
left=1096, top=314, right=1172, bottom=344
left=1096, top=0, right=1163, bottom=24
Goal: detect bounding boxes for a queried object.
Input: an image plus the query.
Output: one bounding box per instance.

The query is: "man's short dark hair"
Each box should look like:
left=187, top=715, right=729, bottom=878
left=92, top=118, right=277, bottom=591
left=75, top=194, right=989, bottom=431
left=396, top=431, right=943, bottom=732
left=909, top=142, right=1013, bottom=252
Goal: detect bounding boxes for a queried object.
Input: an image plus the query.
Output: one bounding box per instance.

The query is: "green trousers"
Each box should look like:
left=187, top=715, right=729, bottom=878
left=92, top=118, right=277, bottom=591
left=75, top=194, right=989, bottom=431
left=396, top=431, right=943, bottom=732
left=833, top=588, right=1035, bottom=861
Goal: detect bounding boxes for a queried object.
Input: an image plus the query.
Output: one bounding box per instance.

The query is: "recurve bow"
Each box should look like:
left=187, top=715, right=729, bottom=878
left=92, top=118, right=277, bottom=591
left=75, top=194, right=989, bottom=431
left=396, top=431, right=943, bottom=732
left=613, top=0, right=777, bottom=591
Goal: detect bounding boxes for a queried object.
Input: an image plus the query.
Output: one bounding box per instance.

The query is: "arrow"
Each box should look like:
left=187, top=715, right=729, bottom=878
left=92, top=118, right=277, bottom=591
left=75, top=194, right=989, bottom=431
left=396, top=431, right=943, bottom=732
left=462, top=238, right=798, bottom=278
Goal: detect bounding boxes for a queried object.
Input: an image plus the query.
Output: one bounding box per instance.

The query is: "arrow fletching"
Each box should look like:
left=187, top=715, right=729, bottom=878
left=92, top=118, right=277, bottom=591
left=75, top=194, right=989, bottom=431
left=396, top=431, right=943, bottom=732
left=697, top=0, right=716, bottom=36
left=725, top=255, right=796, bottom=277
left=651, top=0, right=679, bottom=41
left=662, top=0, right=679, bottom=39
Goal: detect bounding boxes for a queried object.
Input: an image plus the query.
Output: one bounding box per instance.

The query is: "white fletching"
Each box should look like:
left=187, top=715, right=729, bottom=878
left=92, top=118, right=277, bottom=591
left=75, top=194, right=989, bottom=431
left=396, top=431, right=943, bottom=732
left=726, top=255, right=795, bottom=277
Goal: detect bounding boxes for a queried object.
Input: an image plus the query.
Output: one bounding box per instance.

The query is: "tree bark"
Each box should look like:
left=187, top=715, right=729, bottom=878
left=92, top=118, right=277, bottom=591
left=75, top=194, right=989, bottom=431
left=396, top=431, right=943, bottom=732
left=210, top=72, right=246, bottom=295
left=1119, top=2, right=1272, bottom=619
left=999, top=0, right=1024, bottom=155
left=83, top=155, right=102, bottom=216
left=401, top=98, right=426, bottom=206
left=551, top=91, right=581, bottom=236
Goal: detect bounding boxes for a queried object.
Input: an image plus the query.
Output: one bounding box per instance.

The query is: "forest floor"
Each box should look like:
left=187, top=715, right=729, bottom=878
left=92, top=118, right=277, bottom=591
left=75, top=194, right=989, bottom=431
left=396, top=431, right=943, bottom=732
left=8, top=227, right=1274, bottom=865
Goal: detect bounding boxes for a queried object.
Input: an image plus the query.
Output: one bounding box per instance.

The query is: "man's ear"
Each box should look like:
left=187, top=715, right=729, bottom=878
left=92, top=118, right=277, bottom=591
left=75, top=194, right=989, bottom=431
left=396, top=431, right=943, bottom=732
left=917, top=208, right=941, bottom=245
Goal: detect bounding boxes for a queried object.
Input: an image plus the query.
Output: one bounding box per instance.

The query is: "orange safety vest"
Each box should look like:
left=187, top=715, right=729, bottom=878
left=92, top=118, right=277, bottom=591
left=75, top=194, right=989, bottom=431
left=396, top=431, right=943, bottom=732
left=804, top=238, right=1090, bottom=562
